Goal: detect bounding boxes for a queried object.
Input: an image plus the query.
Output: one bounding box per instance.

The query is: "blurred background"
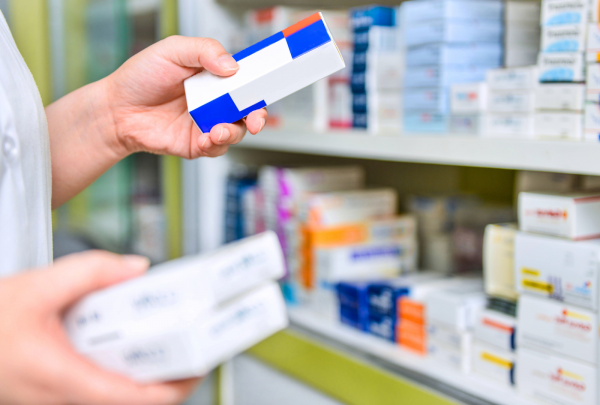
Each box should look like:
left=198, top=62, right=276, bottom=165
left=4, top=0, right=600, bottom=404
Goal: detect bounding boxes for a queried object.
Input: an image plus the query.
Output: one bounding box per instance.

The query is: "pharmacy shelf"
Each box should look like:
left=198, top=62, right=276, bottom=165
left=236, top=130, right=600, bottom=175
left=287, top=307, right=537, bottom=405
left=217, top=0, right=400, bottom=9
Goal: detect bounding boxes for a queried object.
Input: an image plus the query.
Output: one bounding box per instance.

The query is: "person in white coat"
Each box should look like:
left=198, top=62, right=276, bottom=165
left=0, top=10, right=267, bottom=405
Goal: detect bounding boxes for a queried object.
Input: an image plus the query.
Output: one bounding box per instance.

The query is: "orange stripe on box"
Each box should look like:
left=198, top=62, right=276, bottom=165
left=283, top=13, right=322, bottom=37
left=482, top=318, right=514, bottom=333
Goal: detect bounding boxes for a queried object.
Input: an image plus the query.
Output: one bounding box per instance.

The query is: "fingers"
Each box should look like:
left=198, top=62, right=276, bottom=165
left=245, top=108, right=268, bottom=135
left=160, top=36, right=239, bottom=77
left=39, top=251, right=150, bottom=309
left=208, top=121, right=247, bottom=146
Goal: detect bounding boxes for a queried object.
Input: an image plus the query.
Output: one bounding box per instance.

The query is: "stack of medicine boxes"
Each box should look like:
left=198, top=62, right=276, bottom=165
left=448, top=81, right=487, bottom=135
left=401, top=0, right=504, bottom=134
left=515, top=190, right=600, bottom=405
left=585, top=6, right=600, bottom=141
left=351, top=6, right=402, bottom=134
left=504, top=1, right=541, bottom=68
left=536, top=0, right=587, bottom=140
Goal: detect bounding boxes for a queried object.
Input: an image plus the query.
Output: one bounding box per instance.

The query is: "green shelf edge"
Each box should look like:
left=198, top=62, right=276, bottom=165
left=247, top=330, right=460, bottom=405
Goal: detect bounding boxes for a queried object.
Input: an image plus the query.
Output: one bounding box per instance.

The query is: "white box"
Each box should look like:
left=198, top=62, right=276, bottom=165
left=535, top=83, right=585, bottom=111
left=77, top=282, right=288, bottom=383
left=517, top=295, right=597, bottom=364
left=185, top=13, right=345, bottom=133
left=481, top=113, right=535, bottom=138
left=425, top=280, right=486, bottom=332
left=487, top=90, right=536, bottom=113
left=428, top=337, right=471, bottom=373
left=518, top=348, right=597, bottom=405
left=474, top=309, right=517, bottom=352
left=585, top=103, right=600, bottom=138
left=587, top=22, right=600, bottom=51
left=541, top=0, right=589, bottom=27
left=449, top=114, right=481, bottom=135
left=65, top=231, right=285, bottom=349
left=534, top=112, right=584, bottom=140
left=450, top=82, right=487, bottom=113
left=506, top=1, right=541, bottom=24
left=486, top=66, right=538, bottom=90
left=586, top=64, right=600, bottom=96
left=427, top=320, right=472, bottom=349
left=514, top=232, right=600, bottom=310
left=541, top=23, right=587, bottom=52
left=473, top=342, right=515, bottom=387
left=518, top=191, right=600, bottom=240
left=592, top=0, right=600, bottom=22
left=538, top=52, right=586, bottom=82
left=483, top=223, right=519, bottom=301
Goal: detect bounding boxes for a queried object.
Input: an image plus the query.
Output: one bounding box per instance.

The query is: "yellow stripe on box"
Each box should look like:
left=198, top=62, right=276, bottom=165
left=521, top=267, right=540, bottom=276
left=561, top=369, right=585, bottom=381
left=565, top=310, right=591, bottom=322
left=522, top=279, right=553, bottom=294
left=481, top=352, right=513, bottom=369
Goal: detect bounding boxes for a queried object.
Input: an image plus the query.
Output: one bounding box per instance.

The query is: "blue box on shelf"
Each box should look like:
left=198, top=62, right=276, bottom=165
left=406, top=43, right=503, bottom=67
left=368, top=313, right=396, bottom=341
left=404, top=19, right=503, bottom=47
left=351, top=6, right=396, bottom=31
left=404, top=87, right=449, bottom=113
left=404, top=111, right=449, bottom=133
left=404, top=64, right=498, bottom=88
left=400, top=0, right=503, bottom=24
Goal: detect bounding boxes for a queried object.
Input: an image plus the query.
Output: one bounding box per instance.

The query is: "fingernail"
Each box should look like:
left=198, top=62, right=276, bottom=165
left=122, top=255, right=150, bottom=270
left=218, top=54, right=239, bottom=71
left=218, top=127, right=230, bottom=142
left=259, top=118, right=266, bottom=132
left=201, top=136, right=209, bottom=148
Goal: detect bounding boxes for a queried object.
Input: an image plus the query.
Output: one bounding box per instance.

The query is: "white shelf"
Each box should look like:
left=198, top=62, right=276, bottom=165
left=237, top=130, right=600, bottom=175
left=289, top=306, right=537, bottom=405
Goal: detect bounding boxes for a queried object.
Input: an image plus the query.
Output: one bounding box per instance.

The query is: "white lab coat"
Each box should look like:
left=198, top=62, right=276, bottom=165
left=0, top=11, right=53, bottom=275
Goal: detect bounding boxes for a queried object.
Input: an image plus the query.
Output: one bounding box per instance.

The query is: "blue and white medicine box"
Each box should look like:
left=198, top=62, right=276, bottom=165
left=403, top=20, right=503, bottom=47
left=337, top=281, right=370, bottom=331
left=367, top=282, right=410, bottom=317
left=350, top=6, right=396, bottom=31
left=400, top=0, right=503, bottom=23
left=404, top=87, right=449, bottom=113
left=368, top=313, right=396, bottom=341
left=404, top=65, right=494, bottom=88
left=404, top=111, right=449, bottom=133
left=541, top=24, right=587, bottom=52
left=541, top=0, right=589, bottom=26
left=406, top=43, right=503, bottom=67
left=184, top=13, right=345, bottom=133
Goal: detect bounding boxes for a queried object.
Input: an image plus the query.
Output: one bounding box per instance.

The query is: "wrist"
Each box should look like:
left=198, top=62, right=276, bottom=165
left=93, top=77, right=132, bottom=160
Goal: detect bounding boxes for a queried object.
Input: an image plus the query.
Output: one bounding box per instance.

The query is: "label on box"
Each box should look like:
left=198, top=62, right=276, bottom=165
left=474, top=309, right=516, bottom=352
left=486, top=66, right=538, bottom=90
left=450, top=82, right=487, bottom=113
left=427, top=321, right=471, bottom=349
left=518, top=348, right=597, bottom=405
left=534, top=112, right=584, bottom=140
left=428, top=338, right=471, bottom=373
left=514, top=232, right=600, bottom=311
left=487, top=90, right=536, bottom=113
left=541, top=0, right=589, bottom=26
left=517, top=295, right=597, bottom=364
left=473, top=343, right=515, bottom=387
left=587, top=22, right=600, bottom=51
left=483, top=224, right=518, bottom=301
left=403, top=111, right=449, bottom=133
left=538, top=52, right=586, bottom=82
left=449, top=114, right=481, bottom=135
left=481, top=113, right=535, bottom=138
left=585, top=103, right=600, bottom=134
left=541, top=23, right=587, bottom=52
left=535, top=83, right=585, bottom=111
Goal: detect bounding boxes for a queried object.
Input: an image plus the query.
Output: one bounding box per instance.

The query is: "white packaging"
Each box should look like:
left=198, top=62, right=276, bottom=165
left=541, top=0, right=589, bottom=27
left=481, top=113, right=535, bottom=138
left=505, top=1, right=541, bottom=24
left=585, top=103, right=600, bottom=138
left=587, top=22, right=600, bottom=52
left=541, top=23, right=587, bottom=52
left=449, top=114, right=481, bottom=135
left=517, top=295, right=597, bottom=364
left=535, top=83, right=585, bottom=111
left=450, top=82, right=487, bottom=113
left=518, top=348, right=597, bottom=405
left=487, top=90, right=536, bottom=113
left=486, top=66, right=538, bottom=90
left=514, top=232, right=600, bottom=310
left=592, top=0, right=600, bottom=22
left=586, top=64, right=600, bottom=95
left=428, top=337, right=471, bottom=373
left=427, top=320, right=472, bottom=349
left=473, top=343, right=515, bottom=387
left=483, top=224, right=518, bottom=301
left=538, top=52, right=586, bottom=82
left=505, top=25, right=542, bottom=45
left=534, top=112, right=584, bottom=140
left=77, top=282, right=288, bottom=383
left=518, top=191, right=600, bottom=240
left=474, top=309, right=516, bottom=352
left=65, top=232, right=285, bottom=349
left=425, top=280, right=486, bottom=332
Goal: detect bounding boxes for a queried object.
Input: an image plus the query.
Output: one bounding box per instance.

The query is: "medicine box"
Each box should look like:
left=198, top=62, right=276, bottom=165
left=350, top=6, right=395, bottom=31
left=400, top=0, right=503, bottom=23
left=403, top=20, right=503, bottom=48
left=534, top=112, right=584, bottom=140
left=481, top=113, right=535, bottom=138
left=472, top=343, right=515, bottom=387
left=585, top=103, right=600, bottom=137
left=541, top=0, right=589, bottom=26
left=403, top=88, right=448, bottom=113
left=353, top=26, right=399, bottom=53
left=337, top=281, right=369, bottom=331
left=428, top=337, right=471, bottom=373
left=504, top=46, right=540, bottom=68
left=474, top=309, right=516, bottom=352
left=450, top=82, right=487, bottom=114
left=505, top=25, right=541, bottom=46
left=184, top=13, right=345, bottom=133
left=587, top=22, right=600, bottom=52
left=517, top=294, right=598, bottom=364
left=403, top=111, right=449, bottom=133
left=535, top=83, right=585, bottom=111
left=66, top=231, right=285, bottom=349
left=518, top=348, right=598, bottom=405
left=586, top=64, right=600, bottom=101
left=406, top=43, right=503, bottom=67
left=514, top=232, right=600, bottom=310
left=351, top=51, right=402, bottom=91
left=404, top=66, right=489, bottom=89
left=427, top=320, right=471, bottom=349
left=449, top=114, right=481, bottom=135
left=541, top=23, right=588, bottom=52
left=77, top=282, right=288, bottom=382
left=538, top=52, right=586, bottom=82
left=486, top=66, right=538, bottom=90
left=352, top=93, right=402, bottom=134
left=483, top=223, right=518, bottom=301
left=368, top=313, right=396, bottom=341
left=398, top=318, right=427, bottom=354
left=424, top=279, right=486, bottom=332
left=487, top=90, right=536, bottom=113
left=518, top=191, right=600, bottom=240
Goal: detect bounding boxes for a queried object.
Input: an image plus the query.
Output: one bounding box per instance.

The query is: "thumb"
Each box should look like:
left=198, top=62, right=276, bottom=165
left=41, top=250, right=150, bottom=309
left=160, top=35, right=239, bottom=77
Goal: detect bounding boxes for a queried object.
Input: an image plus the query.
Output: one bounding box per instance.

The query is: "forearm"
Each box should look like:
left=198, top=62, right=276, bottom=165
left=45, top=79, right=129, bottom=208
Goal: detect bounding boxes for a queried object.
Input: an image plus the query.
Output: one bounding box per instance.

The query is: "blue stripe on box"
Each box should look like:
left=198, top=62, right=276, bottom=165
left=233, top=32, right=284, bottom=62
left=190, top=93, right=266, bottom=133
left=285, top=19, right=331, bottom=59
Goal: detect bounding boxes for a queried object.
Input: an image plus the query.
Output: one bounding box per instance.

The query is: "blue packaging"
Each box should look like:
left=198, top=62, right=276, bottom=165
left=352, top=92, right=367, bottom=112
left=351, top=72, right=367, bottom=93
left=404, top=19, right=503, bottom=47
left=368, top=313, right=396, bottom=341
left=351, top=6, right=396, bottom=31
left=404, top=65, right=497, bottom=88
left=404, top=87, right=449, bottom=112
left=337, top=281, right=370, bottom=310
left=340, top=305, right=369, bottom=331
left=353, top=113, right=368, bottom=129
left=400, top=0, right=503, bottom=23
left=406, top=43, right=503, bottom=67
left=354, top=26, right=399, bottom=53
left=367, top=282, right=410, bottom=317
left=404, top=111, right=449, bottom=132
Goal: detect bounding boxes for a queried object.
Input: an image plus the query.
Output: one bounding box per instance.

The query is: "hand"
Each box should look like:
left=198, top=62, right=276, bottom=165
left=105, top=36, right=268, bottom=159
left=0, top=251, right=200, bottom=405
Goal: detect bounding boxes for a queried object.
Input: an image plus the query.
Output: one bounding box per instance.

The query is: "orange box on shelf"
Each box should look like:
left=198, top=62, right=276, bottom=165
left=398, top=318, right=428, bottom=355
